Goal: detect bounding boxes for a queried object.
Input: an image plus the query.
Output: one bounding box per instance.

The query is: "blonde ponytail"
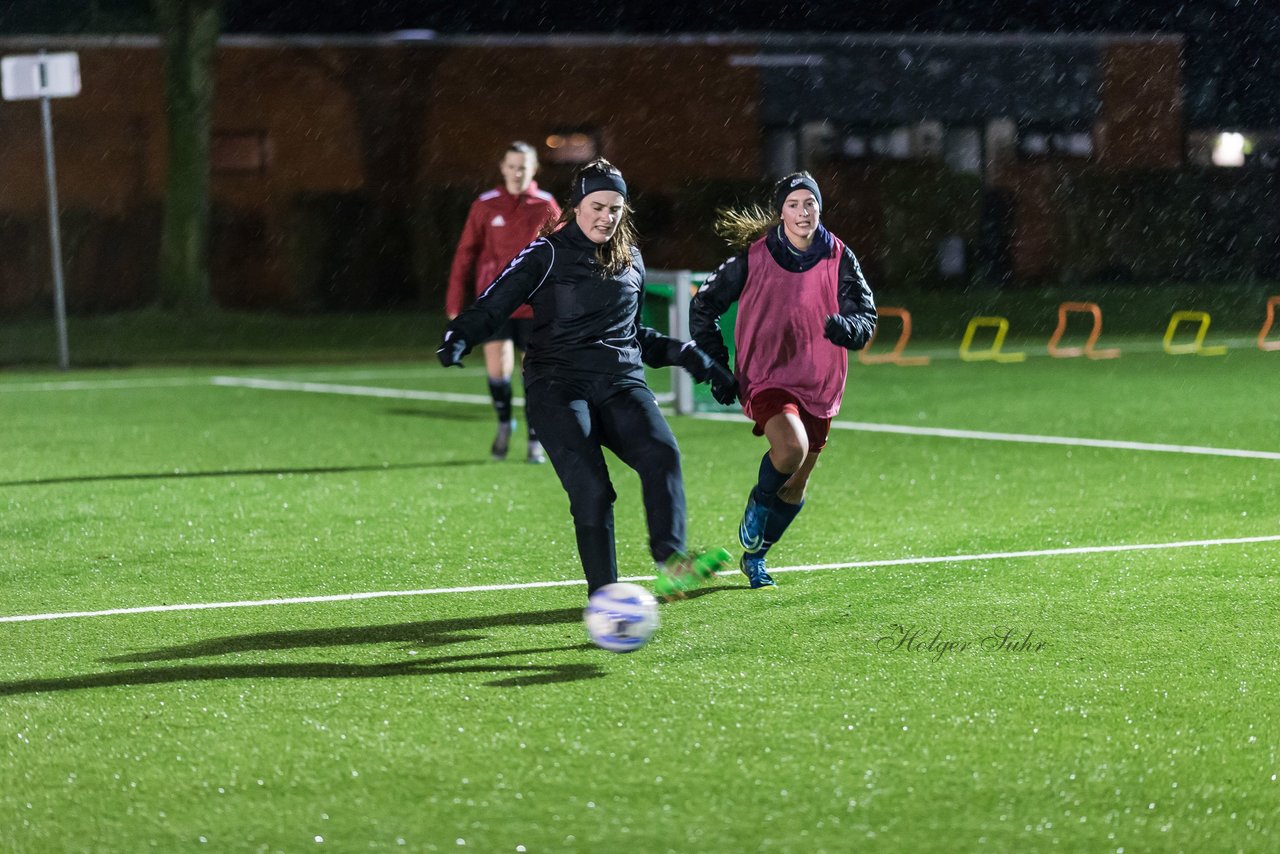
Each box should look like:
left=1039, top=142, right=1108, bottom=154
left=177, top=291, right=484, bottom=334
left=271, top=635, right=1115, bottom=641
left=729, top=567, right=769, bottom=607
left=713, top=204, right=775, bottom=248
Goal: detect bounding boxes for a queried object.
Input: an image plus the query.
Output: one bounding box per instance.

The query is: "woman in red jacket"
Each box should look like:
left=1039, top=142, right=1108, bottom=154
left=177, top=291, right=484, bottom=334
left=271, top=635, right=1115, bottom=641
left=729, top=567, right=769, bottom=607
left=445, top=141, right=561, bottom=463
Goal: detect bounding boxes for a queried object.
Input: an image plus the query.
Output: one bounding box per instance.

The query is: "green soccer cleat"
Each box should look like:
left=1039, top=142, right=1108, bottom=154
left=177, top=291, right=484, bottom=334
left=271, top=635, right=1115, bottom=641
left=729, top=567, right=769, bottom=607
left=654, top=547, right=733, bottom=600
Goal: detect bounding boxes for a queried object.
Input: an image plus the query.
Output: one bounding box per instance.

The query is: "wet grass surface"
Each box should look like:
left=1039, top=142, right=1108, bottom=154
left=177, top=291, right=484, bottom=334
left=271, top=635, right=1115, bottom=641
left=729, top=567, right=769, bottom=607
left=1, top=343, right=1277, bottom=851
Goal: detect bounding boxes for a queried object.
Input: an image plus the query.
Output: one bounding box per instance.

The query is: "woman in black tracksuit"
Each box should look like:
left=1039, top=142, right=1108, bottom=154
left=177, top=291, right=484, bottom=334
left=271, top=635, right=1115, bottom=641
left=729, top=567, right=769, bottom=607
left=437, top=159, right=728, bottom=595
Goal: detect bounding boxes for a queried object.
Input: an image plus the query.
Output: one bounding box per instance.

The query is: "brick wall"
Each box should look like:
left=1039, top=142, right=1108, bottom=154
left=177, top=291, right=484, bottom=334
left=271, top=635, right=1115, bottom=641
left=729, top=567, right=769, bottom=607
left=0, top=35, right=1189, bottom=311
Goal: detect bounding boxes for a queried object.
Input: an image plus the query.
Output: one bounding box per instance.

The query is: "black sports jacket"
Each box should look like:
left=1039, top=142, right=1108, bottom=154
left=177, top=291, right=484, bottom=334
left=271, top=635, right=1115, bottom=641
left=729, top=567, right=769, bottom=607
left=445, top=220, right=683, bottom=388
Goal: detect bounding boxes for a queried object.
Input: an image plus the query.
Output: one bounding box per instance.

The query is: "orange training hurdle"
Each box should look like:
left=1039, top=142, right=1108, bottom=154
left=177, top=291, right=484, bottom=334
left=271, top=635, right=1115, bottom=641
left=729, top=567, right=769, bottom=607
left=1260, top=296, right=1280, bottom=351
left=1046, top=302, right=1120, bottom=360
left=858, top=307, right=929, bottom=366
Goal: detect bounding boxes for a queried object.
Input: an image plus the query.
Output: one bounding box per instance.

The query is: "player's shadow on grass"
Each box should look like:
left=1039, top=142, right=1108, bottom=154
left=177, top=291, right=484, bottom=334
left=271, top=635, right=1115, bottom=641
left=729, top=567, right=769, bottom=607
left=663, top=585, right=745, bottom=600
left=0, top=608, right=605, bottom=696
left=0, top=460, right=483, bottom=487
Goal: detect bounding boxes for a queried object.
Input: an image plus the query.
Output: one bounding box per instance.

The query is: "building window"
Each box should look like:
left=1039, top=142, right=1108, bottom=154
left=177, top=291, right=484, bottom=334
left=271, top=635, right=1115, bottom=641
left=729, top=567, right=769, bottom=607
left=851, top=127, right=913, bottom=160
left=835, top=124, right=945, bottom=162
left=544, top=129, right=599, bottom=165
left=1016, top=127, right=1093, bottom=159
left=212, top=131, right=270, bottom=174
left=763, top=127, right=800, bottom=177
left=870, top=128, right=914, bottom=159
left=944, top=127, right=983, bottom=174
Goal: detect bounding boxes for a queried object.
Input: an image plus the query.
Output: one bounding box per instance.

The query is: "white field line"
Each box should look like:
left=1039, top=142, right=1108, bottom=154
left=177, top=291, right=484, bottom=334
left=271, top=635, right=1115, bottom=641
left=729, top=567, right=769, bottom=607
left=210, top=375, right=686, bottom=405
left=693, top=411, right=1280, bottom=461
left=0, top=334, right=1265, bottom=392
left=212, top=375, right=501, bottom=406
left=829, top=421, right=1280, bottom=461
left=2, top=533, right=1277, bottom=625
left=0, top=377, right=215, bottom=393
left=3, top=374, right=1270, bottom=461
left=211, top=366, right=494, bottom=381
left=214, top=375, right=1280, bottom=461
left=0, top=368, right=488, bottom=393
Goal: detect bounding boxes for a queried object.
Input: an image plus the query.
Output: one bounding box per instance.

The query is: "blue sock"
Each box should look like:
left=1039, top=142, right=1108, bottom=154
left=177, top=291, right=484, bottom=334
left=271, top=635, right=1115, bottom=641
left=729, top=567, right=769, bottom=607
left=749, top=498, right=804, bottom=558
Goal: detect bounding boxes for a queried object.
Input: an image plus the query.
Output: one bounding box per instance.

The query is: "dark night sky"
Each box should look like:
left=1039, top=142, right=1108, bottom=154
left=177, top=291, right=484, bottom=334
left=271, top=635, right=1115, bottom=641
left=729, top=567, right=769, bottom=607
left=2, top=1, right=1277, bottom=125
left=0, top=0, right=1270, bottom=38
left=213, top=1, right=1280, bottom=39
left=214, top=1, right=1173, bottom=35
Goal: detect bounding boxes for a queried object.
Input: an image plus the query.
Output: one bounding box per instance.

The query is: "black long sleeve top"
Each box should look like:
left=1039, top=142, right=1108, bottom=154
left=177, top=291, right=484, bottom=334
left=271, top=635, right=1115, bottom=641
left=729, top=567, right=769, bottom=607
left=445, top=220, right=683, bottom=389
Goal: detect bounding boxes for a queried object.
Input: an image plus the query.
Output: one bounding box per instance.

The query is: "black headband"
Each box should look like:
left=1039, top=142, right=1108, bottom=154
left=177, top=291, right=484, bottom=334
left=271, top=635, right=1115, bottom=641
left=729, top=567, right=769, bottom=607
left=571, top=169, right=628, bottom=206
left=774, top=174, right=822, bottom=214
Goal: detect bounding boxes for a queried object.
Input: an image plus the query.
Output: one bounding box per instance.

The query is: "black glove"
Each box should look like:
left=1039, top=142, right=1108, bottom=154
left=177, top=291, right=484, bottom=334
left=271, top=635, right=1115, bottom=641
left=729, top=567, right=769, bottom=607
left=824, top=314, right=849, bottom=346
left=674, top=340, right=718, bottom=383
left=436, top=329, right=467, bottom=368
left=710, top=368, right=738, bottom=406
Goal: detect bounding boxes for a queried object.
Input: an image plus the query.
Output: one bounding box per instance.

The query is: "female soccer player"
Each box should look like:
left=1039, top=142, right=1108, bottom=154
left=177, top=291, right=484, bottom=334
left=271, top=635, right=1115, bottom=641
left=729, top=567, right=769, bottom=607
left=689, top=172, right=877, bottom=588
left=445, top=141, right=561, bottom=463
left=438, top=159, right=731, bottom=596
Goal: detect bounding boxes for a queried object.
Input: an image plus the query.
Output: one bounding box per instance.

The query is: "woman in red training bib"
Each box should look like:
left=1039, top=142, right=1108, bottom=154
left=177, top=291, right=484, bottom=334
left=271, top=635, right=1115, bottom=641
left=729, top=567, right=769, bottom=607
left=689, top=172, right=877, bottom=588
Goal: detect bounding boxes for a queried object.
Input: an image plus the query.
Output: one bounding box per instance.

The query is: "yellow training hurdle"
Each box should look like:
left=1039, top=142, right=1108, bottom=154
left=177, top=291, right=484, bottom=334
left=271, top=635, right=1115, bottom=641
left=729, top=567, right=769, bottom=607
left=1163, top=311, right=1227, bottom=356
left=959, top=316, right=1026, bottom=363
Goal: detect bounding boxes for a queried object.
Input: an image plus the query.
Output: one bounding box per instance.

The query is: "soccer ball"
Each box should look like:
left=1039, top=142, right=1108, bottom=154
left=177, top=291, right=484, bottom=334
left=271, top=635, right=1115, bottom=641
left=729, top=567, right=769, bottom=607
left=584, top=582, right=660, bottom=653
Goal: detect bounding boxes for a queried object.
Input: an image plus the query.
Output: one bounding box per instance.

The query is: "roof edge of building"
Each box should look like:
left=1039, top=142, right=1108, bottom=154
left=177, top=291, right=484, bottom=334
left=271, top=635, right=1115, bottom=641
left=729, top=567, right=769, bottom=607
left=0, top=30, right=1184, bottom=51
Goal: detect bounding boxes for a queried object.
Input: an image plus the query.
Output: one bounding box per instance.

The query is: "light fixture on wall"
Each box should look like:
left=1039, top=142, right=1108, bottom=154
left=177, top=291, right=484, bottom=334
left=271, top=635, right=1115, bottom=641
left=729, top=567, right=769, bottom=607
left=544, top=131, right=598, bottom=164
left=1211, top=132, right=1248, bottom=167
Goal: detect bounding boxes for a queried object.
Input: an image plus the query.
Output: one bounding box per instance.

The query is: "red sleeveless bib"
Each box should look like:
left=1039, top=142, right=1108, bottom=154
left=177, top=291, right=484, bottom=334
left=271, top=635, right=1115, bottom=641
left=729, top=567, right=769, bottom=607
left=735, top=235, right=847, bottom=420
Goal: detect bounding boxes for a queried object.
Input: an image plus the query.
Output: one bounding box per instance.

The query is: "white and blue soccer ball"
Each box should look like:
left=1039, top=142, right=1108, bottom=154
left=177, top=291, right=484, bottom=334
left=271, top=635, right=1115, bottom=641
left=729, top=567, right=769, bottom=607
left=584, top=582, right=660, bottom=653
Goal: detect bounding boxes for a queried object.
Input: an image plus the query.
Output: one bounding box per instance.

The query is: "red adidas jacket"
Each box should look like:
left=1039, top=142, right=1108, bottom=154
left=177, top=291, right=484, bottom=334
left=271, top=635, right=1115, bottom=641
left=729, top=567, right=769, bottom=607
left=445, top=182, right=561, bottom=319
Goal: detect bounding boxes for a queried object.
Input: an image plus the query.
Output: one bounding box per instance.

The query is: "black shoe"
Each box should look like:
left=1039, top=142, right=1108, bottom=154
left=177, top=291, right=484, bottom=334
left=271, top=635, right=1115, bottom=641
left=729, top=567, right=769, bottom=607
left=491, top=420, right=514, bottom=460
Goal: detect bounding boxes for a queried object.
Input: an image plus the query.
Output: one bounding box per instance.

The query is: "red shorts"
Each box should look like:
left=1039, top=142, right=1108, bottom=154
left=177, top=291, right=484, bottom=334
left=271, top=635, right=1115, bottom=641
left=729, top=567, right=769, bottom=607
left=747, top=388, right=832, bottom=453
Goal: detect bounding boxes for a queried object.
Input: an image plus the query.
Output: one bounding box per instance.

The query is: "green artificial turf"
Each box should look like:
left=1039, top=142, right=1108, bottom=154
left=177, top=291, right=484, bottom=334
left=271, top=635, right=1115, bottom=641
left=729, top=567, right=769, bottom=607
left=1, top=344, right=1277, bottom=852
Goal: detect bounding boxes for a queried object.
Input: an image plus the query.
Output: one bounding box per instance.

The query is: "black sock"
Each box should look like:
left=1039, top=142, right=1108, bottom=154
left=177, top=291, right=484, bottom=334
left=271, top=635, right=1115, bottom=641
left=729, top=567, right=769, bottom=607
left=754, top=452, right=791, bottom=506
left=489, top=379, right=513, bottom=423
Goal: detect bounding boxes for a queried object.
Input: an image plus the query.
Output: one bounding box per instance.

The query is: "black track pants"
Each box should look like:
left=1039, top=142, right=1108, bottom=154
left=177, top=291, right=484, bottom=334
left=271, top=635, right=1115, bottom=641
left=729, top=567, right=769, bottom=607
left=526, top=379, right=685, bottom=594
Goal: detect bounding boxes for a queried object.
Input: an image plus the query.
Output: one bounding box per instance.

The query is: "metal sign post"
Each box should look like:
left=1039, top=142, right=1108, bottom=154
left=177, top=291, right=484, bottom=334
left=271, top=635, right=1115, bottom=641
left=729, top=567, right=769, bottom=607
left=2, top=51, right=81, bottom=370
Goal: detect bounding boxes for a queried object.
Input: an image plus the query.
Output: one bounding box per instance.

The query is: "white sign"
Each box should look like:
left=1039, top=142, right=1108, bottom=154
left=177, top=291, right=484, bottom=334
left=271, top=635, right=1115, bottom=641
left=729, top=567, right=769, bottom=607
left=2, top=52, right=81, bottom=101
